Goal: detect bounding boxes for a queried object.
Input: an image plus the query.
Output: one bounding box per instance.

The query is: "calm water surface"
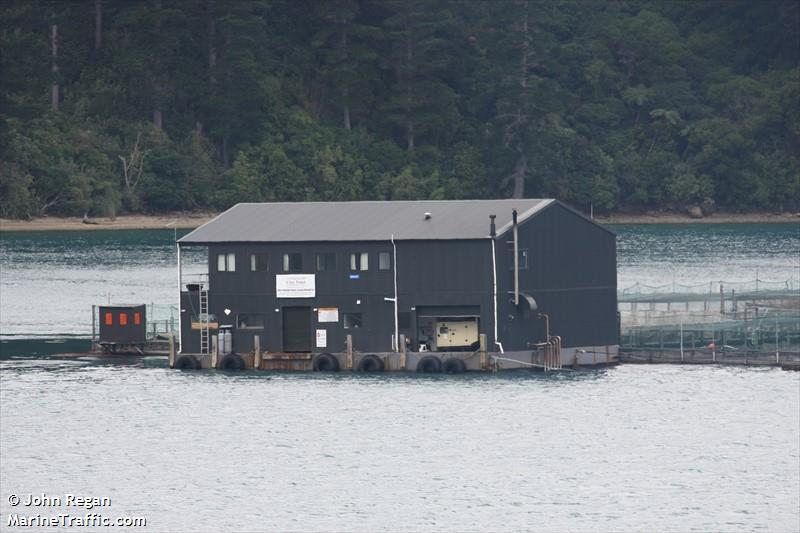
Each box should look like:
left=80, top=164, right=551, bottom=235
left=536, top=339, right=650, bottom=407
left=615, top=223, right=799, bottom=288
left=1, top=223, right=799, bottom=531
left=1, top=361, right=798, bottom=532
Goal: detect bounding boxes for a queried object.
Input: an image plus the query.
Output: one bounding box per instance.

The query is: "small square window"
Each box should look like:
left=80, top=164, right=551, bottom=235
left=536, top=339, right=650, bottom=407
left=119, top=312, right=128, bottom=326
left=316, top=253, right=336, bottom=272
left=343, top=312, right=362, bottom=329
left=379, top=252, right=391, bottom=270
left=250, top=253, right=269, bottom=272
left=134, top=312, right=141, bottom=325
left=283, top=253, right=302, bottom=272
left=350, top=252, right=369, bottom=271
left=104, top=312, right=113, bottom=325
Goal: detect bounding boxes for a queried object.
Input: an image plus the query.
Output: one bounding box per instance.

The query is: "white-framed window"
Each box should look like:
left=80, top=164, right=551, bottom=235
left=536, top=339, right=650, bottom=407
left=282, top=252, right=302, bottom=272
left=378, top=251, right=391, bottom=270
left=316, top=253, right=336, bottom=271
left=217, top=252, right=236, bottom=272
left=250, top=253, right=269, bottom=272
left=350, top=252, right=369, bottom=271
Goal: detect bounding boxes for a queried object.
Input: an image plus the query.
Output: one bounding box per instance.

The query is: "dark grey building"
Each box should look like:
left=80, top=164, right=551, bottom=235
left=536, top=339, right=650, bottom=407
left=176, top=199, right=617, bottom=367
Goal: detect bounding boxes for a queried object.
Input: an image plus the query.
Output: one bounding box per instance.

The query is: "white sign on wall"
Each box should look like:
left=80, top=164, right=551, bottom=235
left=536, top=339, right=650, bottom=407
left=317, top=307, right=339, bottom=323
left=276, top=274, right=316, bottom=298
left=316, top=329, right=327, bottom=348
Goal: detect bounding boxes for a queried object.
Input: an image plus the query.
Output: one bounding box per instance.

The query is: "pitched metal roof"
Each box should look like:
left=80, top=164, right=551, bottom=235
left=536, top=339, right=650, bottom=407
left=179, top=199, right=554, bottom=243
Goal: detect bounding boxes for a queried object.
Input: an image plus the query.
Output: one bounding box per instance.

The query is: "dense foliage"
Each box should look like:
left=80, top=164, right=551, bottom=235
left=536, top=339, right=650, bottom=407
left=1, top=0, right=798, bottom=218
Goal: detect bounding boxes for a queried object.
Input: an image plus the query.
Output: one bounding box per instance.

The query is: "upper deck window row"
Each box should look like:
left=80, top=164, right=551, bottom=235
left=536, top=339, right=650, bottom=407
left=216, top=250, right=392, bottom=273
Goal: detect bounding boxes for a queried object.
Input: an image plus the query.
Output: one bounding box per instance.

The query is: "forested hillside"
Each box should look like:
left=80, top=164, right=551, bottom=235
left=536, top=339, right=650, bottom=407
left=1, top=0, right=798, bottom=219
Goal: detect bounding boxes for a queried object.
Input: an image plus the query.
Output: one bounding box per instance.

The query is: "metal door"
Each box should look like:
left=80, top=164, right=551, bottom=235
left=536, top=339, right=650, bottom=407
left=282, top=307, right=311, bottom=352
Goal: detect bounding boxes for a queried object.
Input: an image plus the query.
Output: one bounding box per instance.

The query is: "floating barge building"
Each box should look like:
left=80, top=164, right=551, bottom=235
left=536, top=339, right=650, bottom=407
left=174, top=199, right=618, bottom=371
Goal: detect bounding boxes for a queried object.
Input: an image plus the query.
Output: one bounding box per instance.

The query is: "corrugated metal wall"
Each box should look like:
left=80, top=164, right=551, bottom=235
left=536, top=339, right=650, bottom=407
left=496, top=203, right=617, bottom=348
left=181, top=240, right=493, bottom=354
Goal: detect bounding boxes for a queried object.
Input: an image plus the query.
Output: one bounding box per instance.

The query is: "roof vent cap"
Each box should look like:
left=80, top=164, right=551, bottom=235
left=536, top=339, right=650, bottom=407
left=424, top=212, right=432, bottom=220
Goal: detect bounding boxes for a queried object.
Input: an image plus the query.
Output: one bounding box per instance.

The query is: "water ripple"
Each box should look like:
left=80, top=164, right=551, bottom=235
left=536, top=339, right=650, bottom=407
left=1, top=361, right=798, bottom=532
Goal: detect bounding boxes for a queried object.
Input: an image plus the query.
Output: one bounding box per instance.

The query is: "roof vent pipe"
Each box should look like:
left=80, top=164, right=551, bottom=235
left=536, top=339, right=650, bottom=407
left=424, top=212, right=432, bottom=220
left=489, top=214, right=496, bottom=237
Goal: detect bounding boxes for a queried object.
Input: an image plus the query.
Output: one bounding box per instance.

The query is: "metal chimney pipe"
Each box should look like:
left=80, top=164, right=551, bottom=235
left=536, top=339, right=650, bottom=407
left=512, top=209, right=519, bottom=306
left=489, top=215, right=496, bottom=237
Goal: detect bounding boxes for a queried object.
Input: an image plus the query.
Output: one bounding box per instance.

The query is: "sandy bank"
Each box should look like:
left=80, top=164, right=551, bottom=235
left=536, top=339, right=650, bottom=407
left=0, top=213, right=216, bottom=232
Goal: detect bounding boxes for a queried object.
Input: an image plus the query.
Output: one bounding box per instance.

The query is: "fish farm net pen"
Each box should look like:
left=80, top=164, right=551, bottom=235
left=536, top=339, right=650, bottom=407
left=618, top=277, right=800, bottom=353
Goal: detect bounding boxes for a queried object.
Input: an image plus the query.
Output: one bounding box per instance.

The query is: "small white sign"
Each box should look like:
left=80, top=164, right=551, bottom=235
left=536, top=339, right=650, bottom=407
left=316, top=329, right=327, bottom=348
left=318, top=307, right=339, bottom=323
left=276, top=274, right=316, bottom=298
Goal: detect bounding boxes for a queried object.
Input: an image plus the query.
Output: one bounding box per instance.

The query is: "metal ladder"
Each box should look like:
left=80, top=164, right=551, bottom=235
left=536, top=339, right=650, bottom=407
left=199, top=283, right=209, bottom=354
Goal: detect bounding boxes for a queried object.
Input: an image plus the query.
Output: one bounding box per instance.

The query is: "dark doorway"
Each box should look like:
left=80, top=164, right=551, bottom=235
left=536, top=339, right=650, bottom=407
left=282, top=307, right=311, bottom=352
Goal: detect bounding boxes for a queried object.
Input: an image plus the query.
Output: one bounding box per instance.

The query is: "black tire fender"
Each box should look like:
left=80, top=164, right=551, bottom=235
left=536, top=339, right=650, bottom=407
left=313, top=353, right=340, bottom=372
left=174, top=354, right=201, bottom=370
left=443, top=358, right=467, bottom=374
left=356, top=354, right=385, bottom=372
left=416, top=355, right=442, bottom=373
left=218, top=353, right=245, bottom=371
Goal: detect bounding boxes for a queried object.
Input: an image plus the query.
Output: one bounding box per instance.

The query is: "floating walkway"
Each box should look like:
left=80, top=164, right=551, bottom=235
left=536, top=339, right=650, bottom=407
left=620, top=347, right=800, bottom=370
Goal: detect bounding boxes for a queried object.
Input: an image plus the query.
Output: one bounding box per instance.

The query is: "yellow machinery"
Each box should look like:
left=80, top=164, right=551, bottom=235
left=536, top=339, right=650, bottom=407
left=435, top=318, right=479, bottom=348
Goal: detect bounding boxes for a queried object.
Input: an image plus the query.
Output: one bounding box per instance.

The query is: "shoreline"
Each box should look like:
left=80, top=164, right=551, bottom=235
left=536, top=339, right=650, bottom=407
left=0, top=211, right=796, bottom=232
left=0, top=213, right=217, bottom=232
left=596, top=212, right=798, bottom=224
